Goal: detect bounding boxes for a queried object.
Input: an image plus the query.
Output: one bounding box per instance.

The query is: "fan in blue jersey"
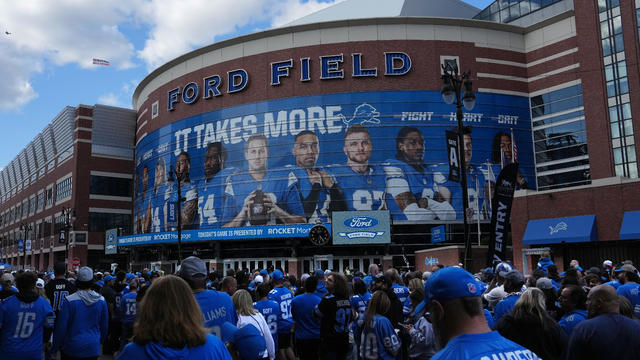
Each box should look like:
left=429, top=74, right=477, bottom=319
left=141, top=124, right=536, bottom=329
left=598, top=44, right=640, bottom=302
left=254, top=283, right=280, bottom=351
left=291, top=276, right=322, bottom=360
left=222, top=133, right=305, bottom=227
left=288, top=130, right=348, bottom=223
left=119, top=278, right=139, bottom=350
left=423, top=266, right=541, bottom=360
left=177, top=256, right=236, bottom=339
left=166, top=151, right=199, bottom=230
left=432, top=127, right=490, bottom=221
left=350, top=277, right=371, bottom=358
left=150, top=158, right=171, bottom=233
left=0, top=271, right=55, bottom=360
left=385, top=268, right=411, bottom=316
left=615, top=264, right=640, bottom=318
left=383, top=126, right=456, bottom=221
left=330, top=124, right=397, bottom=214
left=198, top=142, right=232, bottom=229
left=268, top=270, right=295, bottom=360
left=51, top=266, right=109, bottom=359
left=359, top=290, right=401, bottom=360
left=136, top=165, right=152, bottom=233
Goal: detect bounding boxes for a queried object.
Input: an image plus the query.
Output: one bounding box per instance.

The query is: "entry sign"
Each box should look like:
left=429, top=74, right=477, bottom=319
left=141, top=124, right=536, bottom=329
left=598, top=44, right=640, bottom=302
left=431, top=225, right=446, bottom=243
left=72, top=257, right=80, bottom=267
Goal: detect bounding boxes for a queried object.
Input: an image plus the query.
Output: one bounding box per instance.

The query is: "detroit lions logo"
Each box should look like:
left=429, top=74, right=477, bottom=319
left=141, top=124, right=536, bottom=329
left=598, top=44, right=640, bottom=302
left=339, top=103, right=380, bottom=127
left=549, top=221, right=568, bottom=235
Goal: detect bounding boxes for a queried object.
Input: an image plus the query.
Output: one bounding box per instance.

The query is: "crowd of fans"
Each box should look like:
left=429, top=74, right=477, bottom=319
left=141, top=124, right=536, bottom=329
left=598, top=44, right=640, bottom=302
left=1, top=251, right=640, bottom=359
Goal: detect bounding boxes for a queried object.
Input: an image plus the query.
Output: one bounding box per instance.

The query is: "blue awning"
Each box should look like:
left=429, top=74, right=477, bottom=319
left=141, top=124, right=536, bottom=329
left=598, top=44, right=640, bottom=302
left=523, top=215, right=597, bottom=245
left=620, top=211, right=640, bottom=240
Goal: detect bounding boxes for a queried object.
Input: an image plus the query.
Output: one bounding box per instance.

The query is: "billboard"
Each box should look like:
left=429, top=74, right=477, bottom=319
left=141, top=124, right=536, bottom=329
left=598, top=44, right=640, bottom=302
left=332, top=211, right=391, bottom=245
left=132, top=90, right=532, bottom=240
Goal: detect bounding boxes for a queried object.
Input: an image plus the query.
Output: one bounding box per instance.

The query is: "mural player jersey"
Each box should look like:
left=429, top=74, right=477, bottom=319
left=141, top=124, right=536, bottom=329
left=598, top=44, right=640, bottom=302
left=0, top=295, right=55, bottom=360
left=433, top=163, right=488, bottom=221
left=431, top=331, right=541, bottom=360
left=151, top=183, right=171, bottom=233
left=138, top=191, right=152, bottom=233
left=268, top=287, right=294, bottom=334
left=222, top=169, right=304, bottom=226
left=383, top=159, right=456, bottom=221
left=287, top=166, right=332, bottom=223
left=254, top=299, right=280, bottom=349
left=194, top=289, right=236, bottom=339
left=359, top=315, right=401, bottom=360
left=198, top=168, right=235, bottom=228
left=329, top=164, right=388, bottom=212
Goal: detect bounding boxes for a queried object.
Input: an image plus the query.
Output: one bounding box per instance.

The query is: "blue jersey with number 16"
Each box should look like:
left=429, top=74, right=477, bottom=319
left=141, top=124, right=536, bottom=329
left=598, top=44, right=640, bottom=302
left=254, top=299, right=280, bottom=349
left=0, top=296, right=55, bottom=360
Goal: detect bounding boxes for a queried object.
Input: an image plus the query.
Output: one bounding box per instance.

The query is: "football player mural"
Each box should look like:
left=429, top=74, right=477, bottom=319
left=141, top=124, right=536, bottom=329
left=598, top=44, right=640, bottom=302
left=133, top=91, right=533, bottom=233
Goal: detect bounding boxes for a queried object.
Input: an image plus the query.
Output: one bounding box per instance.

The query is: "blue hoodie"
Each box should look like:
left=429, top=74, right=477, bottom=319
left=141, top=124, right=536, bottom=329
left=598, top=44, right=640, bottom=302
left=117, top=334, right=232, bottom=360
left=51, top=289, right=109, bottom=357
left=537, top=257, right=554, bottom=272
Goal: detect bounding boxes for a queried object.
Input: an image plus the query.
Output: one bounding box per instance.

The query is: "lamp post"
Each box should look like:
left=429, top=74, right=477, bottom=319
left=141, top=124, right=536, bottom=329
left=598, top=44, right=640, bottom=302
left=168, top=166, right=184, bottom=265
left=441, top=62, right=476, bottom=271
left=20, top=223, right=32, bottom=270
left=61, top=207, right=76, bottom=268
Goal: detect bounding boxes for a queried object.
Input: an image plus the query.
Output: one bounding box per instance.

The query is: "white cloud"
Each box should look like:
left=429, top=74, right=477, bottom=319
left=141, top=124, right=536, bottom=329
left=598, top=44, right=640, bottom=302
left=0, top=1, right=140, bottom=112
left=135, top=0, right=341, bottom=71
left=97, top=93, right=123, bottom=107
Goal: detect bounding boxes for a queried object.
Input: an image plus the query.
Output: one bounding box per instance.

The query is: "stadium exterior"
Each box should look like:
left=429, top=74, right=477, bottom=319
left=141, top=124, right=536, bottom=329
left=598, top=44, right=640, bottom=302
left=2, top=0, right=640, bottom=275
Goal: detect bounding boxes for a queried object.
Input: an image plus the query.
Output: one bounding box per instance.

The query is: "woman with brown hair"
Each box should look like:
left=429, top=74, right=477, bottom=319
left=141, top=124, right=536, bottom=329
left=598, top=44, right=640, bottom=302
left=359, top=290, right=401, bottom=360
left=232, top=289, right=275, bottom=359
left=117, top=275, right=232, bottom=359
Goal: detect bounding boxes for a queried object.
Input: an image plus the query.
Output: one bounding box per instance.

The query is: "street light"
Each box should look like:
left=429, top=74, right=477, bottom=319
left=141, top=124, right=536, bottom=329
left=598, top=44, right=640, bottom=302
left=441, top=62, right=476, bottom=271
left=20, top=223, right=32, bottom=270
left=61, top=207, right=76, bottom=268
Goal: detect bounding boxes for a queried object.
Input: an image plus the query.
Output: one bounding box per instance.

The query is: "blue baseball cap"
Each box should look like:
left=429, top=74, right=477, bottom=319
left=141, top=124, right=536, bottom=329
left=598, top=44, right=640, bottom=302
left=271, top=269, right=284, bottom=281
left=103, top=275, right=115, bottom=281
left=424, top=267, right=484, bottom=306
left=314, top=269, right=325, bottom=277
left=260, top=269, right=268, bottom=276
left=221, top=322, right=267, bottom=360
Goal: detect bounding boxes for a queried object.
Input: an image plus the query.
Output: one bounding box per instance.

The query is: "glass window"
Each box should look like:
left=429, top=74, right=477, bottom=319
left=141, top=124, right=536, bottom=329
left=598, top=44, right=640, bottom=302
left=601, top=20, right=610, bottom=39
left=537, top=169, right=590, bottom=190
left=624, top=119, right=634, bottom=136
left=614, top=147, right=623, bottom=164
left=37, top=192, right=44, bottom=211
left=46, top=188, right=53, bottom=207
left=533, top=110, right=584, bottom=127
left=614, top=33, right=624, bottom=52
left=602, top=38, right=612, bottom=56
left=56, top=177, right=72, bottom=201
left=520, top=0, right=531, bottom=15
left=509, top=4, right=520, bottom=18
left=537, top=158, right=590, bottom=172
left=611, top=123, right=621, bottom=138
left=89, top=176, right=132, bottom=197
left=88, top=212, right=132, bottom=232
left=530, top=0, right=541, bottom=11
left=44, top=218, right=52, bottom=237
left=535, top=144, right=588, bottom=163
left=627, top=146, right=637, bottom=162
left=613, top=16, right=622, bottom=34
left=29, top=197, right=35, bottom=215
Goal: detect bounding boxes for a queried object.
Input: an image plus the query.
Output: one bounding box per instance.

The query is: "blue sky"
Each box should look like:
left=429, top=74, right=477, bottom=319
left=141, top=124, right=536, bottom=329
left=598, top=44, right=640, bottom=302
left=0, top=0, right=494, bottom=168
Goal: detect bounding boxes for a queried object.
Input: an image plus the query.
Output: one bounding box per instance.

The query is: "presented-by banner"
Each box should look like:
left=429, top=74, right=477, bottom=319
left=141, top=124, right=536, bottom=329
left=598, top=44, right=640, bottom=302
left=487, top=163, right=519, bottom=267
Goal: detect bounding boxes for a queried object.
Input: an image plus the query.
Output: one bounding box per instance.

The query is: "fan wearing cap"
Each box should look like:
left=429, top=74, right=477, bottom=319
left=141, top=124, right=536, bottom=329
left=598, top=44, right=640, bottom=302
left=615, top=264, right=640, bottom=318
left=424, top=267, right=541, bottom=360
left=267, top=269, right=295, bottom=360
left=0, top=271, right=56, bottom=360
left=221, top=321, right=268, bottom=360
left=482, top=262, right=513, bottom=310
left=51, top=266, right=109, bottom=359
left=566, top=284, right=640, bottom=360
left=178, top=256, right=236, bottom=340
left=313, top=269, right=329, bottom=298
left=492, top=270, right=525, bottom=324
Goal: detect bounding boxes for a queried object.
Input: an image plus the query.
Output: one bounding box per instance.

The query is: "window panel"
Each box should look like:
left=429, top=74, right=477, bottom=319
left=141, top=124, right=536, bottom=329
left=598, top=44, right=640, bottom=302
left=614, top=147, right=623, bottom=164
left=611, top=123, right=621, bottom=138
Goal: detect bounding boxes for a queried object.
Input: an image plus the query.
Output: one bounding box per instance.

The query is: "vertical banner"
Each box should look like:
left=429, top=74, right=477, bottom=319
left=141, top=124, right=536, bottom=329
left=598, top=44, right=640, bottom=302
left=487, top=163, right=519, bottom=267
left=105, top=228, right=118, bottom=255
left=446, top=130, right=460, bottom=183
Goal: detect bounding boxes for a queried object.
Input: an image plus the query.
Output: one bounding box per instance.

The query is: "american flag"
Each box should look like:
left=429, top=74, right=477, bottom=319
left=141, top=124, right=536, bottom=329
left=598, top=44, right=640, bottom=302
left=511, top=128, right=518, bottom=163
left=92, top=58, right=110, bottom=66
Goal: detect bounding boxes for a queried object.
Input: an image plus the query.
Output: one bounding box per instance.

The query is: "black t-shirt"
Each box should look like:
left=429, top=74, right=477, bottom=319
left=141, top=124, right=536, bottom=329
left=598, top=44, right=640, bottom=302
left=315, top=294, right=353, bottom=352
left=567, top=313, right=640, bottom=360
left=44, top=278, right=77, bottom=313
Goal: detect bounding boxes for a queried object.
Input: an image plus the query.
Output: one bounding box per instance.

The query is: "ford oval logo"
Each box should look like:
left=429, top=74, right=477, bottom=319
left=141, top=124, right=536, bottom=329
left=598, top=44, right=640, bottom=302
left=345, top=216, right=378, bottom=228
